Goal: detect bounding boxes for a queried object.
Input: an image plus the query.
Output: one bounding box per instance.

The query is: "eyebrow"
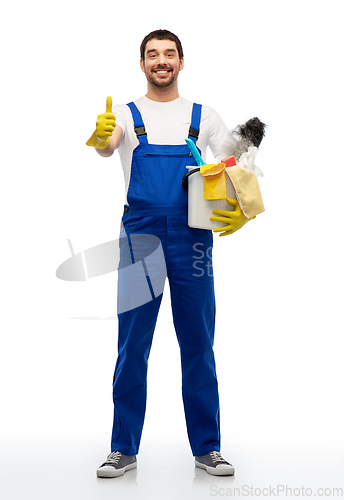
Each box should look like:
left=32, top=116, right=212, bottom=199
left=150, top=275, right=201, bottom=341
left=146, top=48, right=177, bottom=55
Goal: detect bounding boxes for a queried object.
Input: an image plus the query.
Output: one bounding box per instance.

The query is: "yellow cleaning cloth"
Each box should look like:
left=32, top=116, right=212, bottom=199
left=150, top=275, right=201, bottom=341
left=200, top=163, right=227, bottom=200
left=225, top=166, right=265, bottom=219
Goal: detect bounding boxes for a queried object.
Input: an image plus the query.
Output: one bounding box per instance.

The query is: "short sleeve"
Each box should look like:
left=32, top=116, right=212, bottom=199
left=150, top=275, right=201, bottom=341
left=112, top=104, right=129, bottom=137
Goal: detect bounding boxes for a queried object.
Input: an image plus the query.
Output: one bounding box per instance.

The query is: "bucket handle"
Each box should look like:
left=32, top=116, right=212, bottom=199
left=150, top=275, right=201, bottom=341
left=182, top=167, right=200, bottom=189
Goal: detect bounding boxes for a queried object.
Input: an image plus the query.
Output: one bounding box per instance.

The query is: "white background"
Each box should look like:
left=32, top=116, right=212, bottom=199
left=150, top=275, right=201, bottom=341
left=1, top=0, right=343, bottom=498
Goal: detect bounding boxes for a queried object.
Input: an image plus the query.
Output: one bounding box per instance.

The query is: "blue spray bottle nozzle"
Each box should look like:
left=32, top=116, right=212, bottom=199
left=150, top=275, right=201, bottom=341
left=185, top=138, right=206, bottom=166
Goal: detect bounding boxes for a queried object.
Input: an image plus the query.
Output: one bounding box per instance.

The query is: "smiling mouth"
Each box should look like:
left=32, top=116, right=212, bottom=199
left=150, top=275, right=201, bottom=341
left=154, top=69, right=172, bottom=75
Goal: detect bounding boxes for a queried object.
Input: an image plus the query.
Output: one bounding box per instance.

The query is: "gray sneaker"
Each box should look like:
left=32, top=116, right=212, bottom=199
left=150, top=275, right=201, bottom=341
left=195, top=451, right=235, bottom=476
left=96, top=451, right=137, bottom=478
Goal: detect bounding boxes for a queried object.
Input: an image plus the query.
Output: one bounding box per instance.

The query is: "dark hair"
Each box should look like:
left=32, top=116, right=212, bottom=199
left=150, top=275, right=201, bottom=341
left=140, top=29, right=184, bottom=61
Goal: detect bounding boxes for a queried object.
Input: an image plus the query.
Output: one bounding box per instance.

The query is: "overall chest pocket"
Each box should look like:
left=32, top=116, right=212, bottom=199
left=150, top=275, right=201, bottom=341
left=128, top=150, right=195, bottom=208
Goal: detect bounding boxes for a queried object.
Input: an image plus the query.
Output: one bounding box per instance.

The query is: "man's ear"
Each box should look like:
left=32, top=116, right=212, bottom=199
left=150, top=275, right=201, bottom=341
left=179, top=58, right=184, bottom=71
left=140, top=58, right=145, bottom=73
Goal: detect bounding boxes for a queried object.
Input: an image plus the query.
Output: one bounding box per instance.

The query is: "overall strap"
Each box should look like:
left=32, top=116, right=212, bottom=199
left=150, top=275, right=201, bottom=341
left=127, top=102, right=148, bottom=145
left=188, top=103, right=202, bottom=144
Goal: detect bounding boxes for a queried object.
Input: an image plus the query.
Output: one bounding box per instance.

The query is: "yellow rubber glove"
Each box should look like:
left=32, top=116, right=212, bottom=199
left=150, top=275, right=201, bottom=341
left=210, top=198, right=253, bottom=236
left=86, top=96, right=116, bottom=149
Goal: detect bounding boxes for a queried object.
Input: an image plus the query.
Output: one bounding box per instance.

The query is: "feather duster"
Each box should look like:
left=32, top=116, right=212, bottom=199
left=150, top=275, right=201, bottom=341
left=231, top=117, right=266, bottom=162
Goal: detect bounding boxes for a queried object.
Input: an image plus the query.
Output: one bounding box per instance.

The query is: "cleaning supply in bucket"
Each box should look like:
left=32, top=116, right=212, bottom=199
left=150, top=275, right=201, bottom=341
left=200, top=162, right=227, bottom=200
left=185, top=138, right=229, bottom=201
left=224, top=159, right=265, bottom=219
left=183, top=115, right=267, bottom=230
left=184, top=166, right=236, bottom=230
left=184, top=139, right=236, bottom=230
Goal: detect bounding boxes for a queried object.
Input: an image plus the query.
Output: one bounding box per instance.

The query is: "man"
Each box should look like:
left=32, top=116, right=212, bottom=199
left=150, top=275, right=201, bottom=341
left=87, top=29, right=249, bottom=478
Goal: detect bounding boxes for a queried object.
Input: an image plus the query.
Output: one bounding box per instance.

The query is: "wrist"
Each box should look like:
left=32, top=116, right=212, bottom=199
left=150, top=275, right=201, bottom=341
left=95, top=132, right=108, bottom=142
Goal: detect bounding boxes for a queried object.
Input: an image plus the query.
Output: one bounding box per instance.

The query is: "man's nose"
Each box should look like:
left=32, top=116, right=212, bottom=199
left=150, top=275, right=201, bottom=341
left=156, top=54, right=168, bottom=66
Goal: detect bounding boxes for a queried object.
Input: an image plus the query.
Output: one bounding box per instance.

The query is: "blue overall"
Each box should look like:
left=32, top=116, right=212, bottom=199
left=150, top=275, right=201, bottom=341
left=111, top=102, right=221, bottom=457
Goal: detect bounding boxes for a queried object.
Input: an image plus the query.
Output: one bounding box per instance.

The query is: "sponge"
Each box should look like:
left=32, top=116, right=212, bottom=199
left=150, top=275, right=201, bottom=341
left=222, top=155, right=236, bottom=168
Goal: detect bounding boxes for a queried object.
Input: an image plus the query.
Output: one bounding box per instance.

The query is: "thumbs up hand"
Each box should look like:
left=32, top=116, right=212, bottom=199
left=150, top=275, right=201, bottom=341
left=96, top=96, right=116, bottom=140
left=86, top=96, right=116, bottom=149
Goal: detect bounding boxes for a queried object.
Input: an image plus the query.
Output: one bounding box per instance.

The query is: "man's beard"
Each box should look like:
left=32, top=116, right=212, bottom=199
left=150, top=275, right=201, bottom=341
left=145, top=66, right=179, bottom=89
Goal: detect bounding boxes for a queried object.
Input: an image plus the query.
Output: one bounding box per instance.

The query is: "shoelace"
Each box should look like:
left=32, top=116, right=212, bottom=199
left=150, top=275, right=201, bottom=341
left=210, top=451, right=227, bottom=463
left=107, top=451, right=122, bottom=464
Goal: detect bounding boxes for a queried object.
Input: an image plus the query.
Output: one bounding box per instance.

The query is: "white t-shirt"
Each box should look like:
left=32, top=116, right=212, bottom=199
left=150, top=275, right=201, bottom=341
left=113, top=96, right=237, bottom=198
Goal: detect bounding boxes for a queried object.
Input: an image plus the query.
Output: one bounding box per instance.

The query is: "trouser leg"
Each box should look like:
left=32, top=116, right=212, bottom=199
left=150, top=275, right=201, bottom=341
left=169, top=269, right=220, bottom=457
left=111, top=224, right=165, bottom=455
left=111, top=217, right=166, bottom=455
left=111, top=294, right=163, bottom=455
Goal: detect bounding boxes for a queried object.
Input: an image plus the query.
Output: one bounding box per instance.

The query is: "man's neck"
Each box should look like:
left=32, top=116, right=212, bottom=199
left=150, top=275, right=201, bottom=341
left=145, top=83, right=180, bottom=103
